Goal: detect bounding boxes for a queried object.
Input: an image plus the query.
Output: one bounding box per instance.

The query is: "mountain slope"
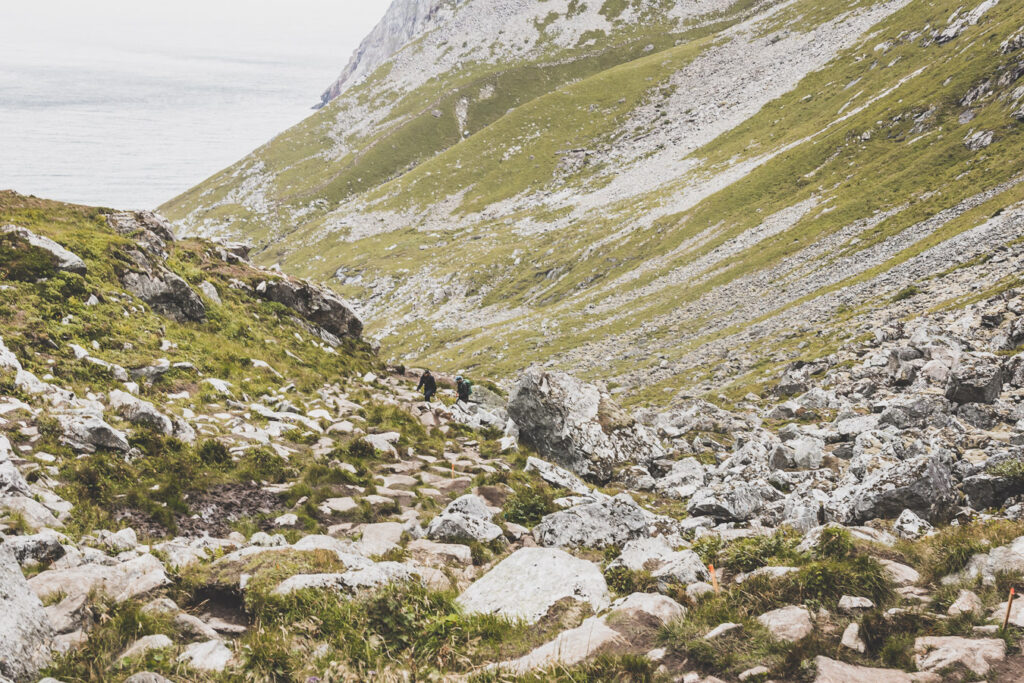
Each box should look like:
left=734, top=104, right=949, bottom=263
left=161, top=0, right=1024, bottom=405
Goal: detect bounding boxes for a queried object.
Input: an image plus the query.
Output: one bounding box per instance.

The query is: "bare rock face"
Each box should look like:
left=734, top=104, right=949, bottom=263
left=318, top=0, right=460, bottom=106
left=256, top=278, right=363, bottom=340
left=0, top=542, right=55, bottom=680
left=508, top=369, right=664, bottom=483
left=0, top=224, right=87, bottom=276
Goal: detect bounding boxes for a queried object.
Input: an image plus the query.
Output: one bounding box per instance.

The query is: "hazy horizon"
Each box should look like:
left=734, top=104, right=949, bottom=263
left=0, top=0, right=392, bottom=209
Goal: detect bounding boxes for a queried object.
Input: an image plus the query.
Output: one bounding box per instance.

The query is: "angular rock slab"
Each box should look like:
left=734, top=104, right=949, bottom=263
left=457, top=547, right=609, bottom=624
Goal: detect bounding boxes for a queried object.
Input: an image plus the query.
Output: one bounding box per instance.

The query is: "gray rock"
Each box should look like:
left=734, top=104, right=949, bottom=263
left=257, top=277, right=362, bottom=339
left=272, top=562, right=416, bottom=596
left=121, top=248, right=206, bottom=323
left=123, top=673, right=174, bottom=683
left=108, top=389, right=173, bottom=435
left=826, top=454, right=955, bottom=524
left=0, top=542, right=55, bottom=680
left=687, top=483, right=766, bottom=522
left=426, top=494, right=503, bottom=543
left=525, top=456, right=590, bottom=495
left=55, top=411, right=130, bottom=452
left=177, top=639, right=234, bottom=672
left=812, top=655, right=940, bottom=682
left=757, top=605, right=813, bottom=642
left=914, top=636, right=1005, bottom=676
left=198, top=281, right=222, bottom=305
left=654, top=457, right=705, bottom=499
left=947, top=535, right=1024, bottom=585
left=457, top=547, right=609, bottom=624
left=0, top=225, right=86, bottom=275
left=2, top=533, right=66, bottom=566
left=893, top=508, right=933, bottom=540
left=533, top=493, right=647, bottom=549
left=946, top=353, right=1004, bottom=404
left=508, top=369, right=664, bottom=483
left=608, top=537, right=710, bottom=588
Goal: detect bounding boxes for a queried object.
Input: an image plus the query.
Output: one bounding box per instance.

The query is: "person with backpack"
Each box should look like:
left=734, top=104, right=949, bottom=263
left=417, top=369, right=437, bottom=402
left=456, top=375, right=472, bottom=404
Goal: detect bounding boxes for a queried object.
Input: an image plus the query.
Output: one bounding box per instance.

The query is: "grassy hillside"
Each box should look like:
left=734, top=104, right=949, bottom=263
left=161, top=0, right=1024, bottom=404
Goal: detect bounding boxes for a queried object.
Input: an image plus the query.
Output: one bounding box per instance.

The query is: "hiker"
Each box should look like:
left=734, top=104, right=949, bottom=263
left=417, top=369, right=437, bottom=402
left=456, top=375, right=472, bottom=405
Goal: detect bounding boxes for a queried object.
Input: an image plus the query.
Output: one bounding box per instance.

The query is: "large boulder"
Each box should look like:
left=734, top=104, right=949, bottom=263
left=533, top=494, right=647, bottom=549
left=825, top=454, right=955, bottom=524
left=257, top=277, right=362, bottom=339
left=946, top=535, right=1024, bottom=585
left=945, top=353, right=1004, bottom=404
left=508, top=369, right=664, bottom=482
left=0, top=542, right=55, bottom=680
left=457, top=547, right=609, bottom=624
left=0, top=225, right=87, bottom=275
left=913, top=636, right=1005, bottom=677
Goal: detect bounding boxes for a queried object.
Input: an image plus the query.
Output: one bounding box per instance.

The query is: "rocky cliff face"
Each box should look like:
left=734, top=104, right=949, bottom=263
left=317, top=0, right=461, bottom=107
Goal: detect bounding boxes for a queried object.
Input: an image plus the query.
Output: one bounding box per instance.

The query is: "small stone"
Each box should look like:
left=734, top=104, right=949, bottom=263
left=739, top=665, right=770, bottom=681
left=947, top=589, right=983, bottom=617
left=841, top=622, right=866, bottom=653
left=704, top=622, right=741, bottom=639
left=757, top=605, right=813, bottom=642
left=838, top=595, right=874, bottom=613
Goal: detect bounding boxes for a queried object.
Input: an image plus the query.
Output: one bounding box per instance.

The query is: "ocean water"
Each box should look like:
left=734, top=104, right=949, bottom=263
left=0, top=45, right=337, bottom=211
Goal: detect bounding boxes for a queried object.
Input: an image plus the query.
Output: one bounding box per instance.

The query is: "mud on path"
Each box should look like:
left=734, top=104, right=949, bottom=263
left=116, top=483, right=283, bottom=539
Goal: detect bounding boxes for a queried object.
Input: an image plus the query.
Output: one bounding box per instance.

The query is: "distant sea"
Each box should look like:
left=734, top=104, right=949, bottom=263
left=0, top=47, right=334, bottom=210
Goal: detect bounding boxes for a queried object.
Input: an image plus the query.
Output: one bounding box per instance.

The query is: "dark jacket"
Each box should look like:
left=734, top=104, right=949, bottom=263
left=417, top=373, right=437, bottom=394
left=457, top=379, right=471, bottom=402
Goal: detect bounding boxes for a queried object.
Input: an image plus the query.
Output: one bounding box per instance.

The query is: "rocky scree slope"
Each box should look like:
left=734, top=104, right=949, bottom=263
left=8, top=193, right=1024, bottom=680
left=164, top=0, right=1024, bottom=407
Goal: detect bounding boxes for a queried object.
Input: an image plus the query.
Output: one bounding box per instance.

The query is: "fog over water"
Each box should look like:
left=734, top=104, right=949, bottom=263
left=0, top=0, right=390, bottom=209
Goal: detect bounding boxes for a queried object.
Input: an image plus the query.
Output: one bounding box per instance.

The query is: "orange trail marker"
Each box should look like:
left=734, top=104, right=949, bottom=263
left=1003, top=587, right=1016, bottom=631
left=709, top=564, right=720, bottom=594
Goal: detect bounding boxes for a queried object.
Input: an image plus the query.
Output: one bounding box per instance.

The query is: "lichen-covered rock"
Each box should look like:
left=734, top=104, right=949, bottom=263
left=55, top=410, right=130, bottom=453
left=0, top=542, right=55, bottom=680
left=687, top=482, right=767, bottom=522
left=457, top=547, right=609, bottom=624
left=426, top=494, right=503, bottom=543
left=533, top=493, right=647, bottom=549
left=257, top=277, right=363, bottom=339
left=508, top=369, right=664, bottom=482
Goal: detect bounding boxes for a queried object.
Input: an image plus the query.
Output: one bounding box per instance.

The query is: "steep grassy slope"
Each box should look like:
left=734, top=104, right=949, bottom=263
left=161, top=0, right=1024, bottom=405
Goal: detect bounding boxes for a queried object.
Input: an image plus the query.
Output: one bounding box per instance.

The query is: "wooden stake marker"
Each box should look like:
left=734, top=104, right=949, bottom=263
left=709, top=564, right=720, bottom=594
left=1003, top=587, right=1016, bottom=632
